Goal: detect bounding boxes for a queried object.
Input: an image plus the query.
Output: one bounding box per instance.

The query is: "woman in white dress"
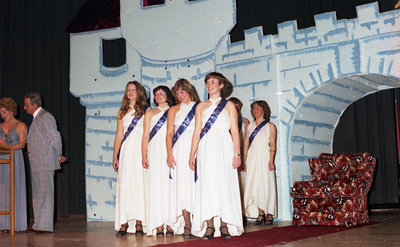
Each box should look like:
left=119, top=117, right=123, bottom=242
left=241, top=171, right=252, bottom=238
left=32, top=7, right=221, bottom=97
left=142, top=85, right=175, bottom=237
left=243, top=100, right=277, bottom=225
left=189, top=72, right=244, bottom=240
left=112, top=81, right=149, bottom=236
left=166, top=79, right=200, bottom=239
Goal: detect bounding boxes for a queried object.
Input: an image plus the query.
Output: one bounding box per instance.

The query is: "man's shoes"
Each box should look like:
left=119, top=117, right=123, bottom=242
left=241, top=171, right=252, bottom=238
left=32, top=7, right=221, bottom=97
left=26, top=228, right=36, bottom=232
left=34, top=230, right=52, bottom=234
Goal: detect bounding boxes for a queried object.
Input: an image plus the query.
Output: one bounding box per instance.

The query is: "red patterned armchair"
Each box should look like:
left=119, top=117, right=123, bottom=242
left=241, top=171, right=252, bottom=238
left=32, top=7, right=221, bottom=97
left=290, top=152, right=376, bottom=226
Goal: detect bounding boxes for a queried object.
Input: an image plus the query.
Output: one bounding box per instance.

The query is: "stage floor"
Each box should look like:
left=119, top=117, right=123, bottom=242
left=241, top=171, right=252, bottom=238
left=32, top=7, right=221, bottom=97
left=2, top=212, right=400, bottom=247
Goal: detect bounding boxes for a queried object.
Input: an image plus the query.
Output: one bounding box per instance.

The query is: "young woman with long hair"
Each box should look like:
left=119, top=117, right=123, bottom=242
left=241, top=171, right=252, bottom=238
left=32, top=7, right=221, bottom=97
left=113, top=81, right=149, bottom=236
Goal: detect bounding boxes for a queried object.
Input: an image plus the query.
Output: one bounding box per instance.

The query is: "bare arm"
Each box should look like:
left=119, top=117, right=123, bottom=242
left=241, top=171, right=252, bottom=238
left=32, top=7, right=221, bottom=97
left=268, top=122, right=277, bottom=171
left=166, top=106, right=178, bottom=169
left=141, top=109, right=152, bottom=169
left=227, top=102, right=241, bottom=169
left=112, top=113, right=124, bottom=172
left=242, top=123, right=250, bottom=172
left=10, top=121, right=27, bottom=150
left=188, top=103, right=203, bottom=171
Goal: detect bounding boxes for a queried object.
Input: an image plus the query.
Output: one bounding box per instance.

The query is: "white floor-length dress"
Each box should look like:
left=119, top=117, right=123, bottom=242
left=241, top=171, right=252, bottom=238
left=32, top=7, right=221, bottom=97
left=146, top=107, right=174, bottom=235
left=169, top=102, right=196, bottom=234
left=192, top=100, right=244, bottom=237
left=243, top=122, right=277, bottom=218
left=115, top=110, right=147, bottom=233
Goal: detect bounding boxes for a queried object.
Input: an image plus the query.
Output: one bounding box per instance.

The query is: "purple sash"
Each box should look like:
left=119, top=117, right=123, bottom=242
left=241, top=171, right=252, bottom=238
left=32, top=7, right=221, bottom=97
left=249, top=120, right=269, bottom=147
left=149, top=109, right=169, bottom=142
left=195, top=99, right=228, bottom=182
left=169, top=102, right=199, bottom=179
left=117, top=109, right=146, bottom=161
left=172, top=102, right=199, bottom=147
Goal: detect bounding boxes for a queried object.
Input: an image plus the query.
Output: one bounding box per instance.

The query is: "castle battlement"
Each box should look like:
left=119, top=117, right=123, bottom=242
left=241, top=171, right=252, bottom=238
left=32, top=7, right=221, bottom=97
left=217, top=2, right=400, bottom=64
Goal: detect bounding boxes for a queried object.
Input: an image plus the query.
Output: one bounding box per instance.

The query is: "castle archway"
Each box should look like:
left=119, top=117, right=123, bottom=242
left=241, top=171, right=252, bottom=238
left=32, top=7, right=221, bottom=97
left=288, top=74, right=400, bottom=185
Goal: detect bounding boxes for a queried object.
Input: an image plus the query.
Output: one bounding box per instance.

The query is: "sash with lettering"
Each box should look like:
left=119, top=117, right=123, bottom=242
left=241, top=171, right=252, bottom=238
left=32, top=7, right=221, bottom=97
left=169, top=102, right=199, bottom=179
left=149, top=109, right=169, bottom=142
left=195, top=99, right=228, bottom=182
left=117, top=107, right=148, bottom=161
left=248, top=120, right=269, bottom=147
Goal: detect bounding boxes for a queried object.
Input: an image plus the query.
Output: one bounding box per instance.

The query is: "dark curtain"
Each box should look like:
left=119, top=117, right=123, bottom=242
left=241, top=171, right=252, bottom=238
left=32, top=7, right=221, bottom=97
left=0, top=0, right=87, bottom=219
left=333, top=89, right=400, bottom=205
left=1, top=0, right=398, bottom=220
left=230, top=0, right=398, bottom=42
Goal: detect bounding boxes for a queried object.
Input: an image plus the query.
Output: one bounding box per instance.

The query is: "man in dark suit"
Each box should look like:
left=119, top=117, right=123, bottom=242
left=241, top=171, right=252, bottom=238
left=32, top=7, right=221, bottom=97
left=24, top=92, right=66, bottom=233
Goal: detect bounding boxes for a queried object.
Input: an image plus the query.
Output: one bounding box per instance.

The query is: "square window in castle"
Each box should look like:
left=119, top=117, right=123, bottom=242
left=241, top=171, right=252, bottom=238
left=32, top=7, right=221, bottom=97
left=102, top=38, right=126, bottom=68
left=143, top=0, right=165, bottom=7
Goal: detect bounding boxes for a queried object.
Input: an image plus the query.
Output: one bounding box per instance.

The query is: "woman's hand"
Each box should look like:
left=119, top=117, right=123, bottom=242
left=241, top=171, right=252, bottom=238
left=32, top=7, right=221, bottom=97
left=167, top=155, right=176, bottom=169
left=189, top=154, right=196, bottom=171
left=142, top=156, right=149, bottom=169
left=241, top=161, right=247, bottom=172
left=232, top=155, right=241, bottom=169
left=268, top=160, right=275, bottom=171
left=113, top=157, right=119, bottom=172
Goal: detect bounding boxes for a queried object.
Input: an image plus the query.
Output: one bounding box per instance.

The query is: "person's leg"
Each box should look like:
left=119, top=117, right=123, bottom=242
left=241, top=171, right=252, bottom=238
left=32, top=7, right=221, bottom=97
left=32, top=171, right=54, bottom=232
left=116, top=223, right=128, bottom=236
left=166, top=225, right=174, bottom=237
left=220, top=220, right=232, bottom=239
left=202, top=218, right=215, bottom=240
left=183, top=210, right=192, bottom=239
left=156, top=225, right=164, bottom=237
left=254, top=207, right=265, bottom=225
left=135, top=220, right=144, bottom=236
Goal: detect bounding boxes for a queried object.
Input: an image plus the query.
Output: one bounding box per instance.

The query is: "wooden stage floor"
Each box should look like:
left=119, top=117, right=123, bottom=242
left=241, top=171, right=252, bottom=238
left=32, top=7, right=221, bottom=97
left=2, top=211, right=400, bottom=247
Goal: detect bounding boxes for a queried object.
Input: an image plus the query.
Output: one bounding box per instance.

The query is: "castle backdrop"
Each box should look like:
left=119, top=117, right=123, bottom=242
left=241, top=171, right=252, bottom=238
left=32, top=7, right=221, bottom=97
left=68, top=0, right=400, bottom=221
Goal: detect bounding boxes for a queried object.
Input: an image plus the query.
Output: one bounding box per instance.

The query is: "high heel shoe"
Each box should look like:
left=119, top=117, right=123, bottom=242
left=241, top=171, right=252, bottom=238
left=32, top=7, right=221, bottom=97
left=166, top=228, right=174, bottom=237
left=220, top=226, right=232, bottom=239
left=202, top=226, right=215, bottom=240
left=254, top=214, right=265, bottom=225
left=183, top=227, right=192, bottom=239
left=265, top=214, right=274, bottom=225
left=116, top=224, right=128, bottom=237
left=156, top=229, right=164, bottom=237
left=135, top=224, right=144, bottom=236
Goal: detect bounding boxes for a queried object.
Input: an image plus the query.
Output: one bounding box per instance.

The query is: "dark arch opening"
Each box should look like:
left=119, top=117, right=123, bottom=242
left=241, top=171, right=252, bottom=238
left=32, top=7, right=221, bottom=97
left=333, top=88, right=400, bottom=209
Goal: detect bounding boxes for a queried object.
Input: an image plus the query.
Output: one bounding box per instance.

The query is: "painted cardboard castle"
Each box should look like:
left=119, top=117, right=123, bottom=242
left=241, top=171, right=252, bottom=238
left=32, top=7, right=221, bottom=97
left=68, top=0, right=400, bottom=221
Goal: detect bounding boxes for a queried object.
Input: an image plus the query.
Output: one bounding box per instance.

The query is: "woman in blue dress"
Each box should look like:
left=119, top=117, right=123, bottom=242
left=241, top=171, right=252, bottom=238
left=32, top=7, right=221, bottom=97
left=0, top=97, right=28, bottom=232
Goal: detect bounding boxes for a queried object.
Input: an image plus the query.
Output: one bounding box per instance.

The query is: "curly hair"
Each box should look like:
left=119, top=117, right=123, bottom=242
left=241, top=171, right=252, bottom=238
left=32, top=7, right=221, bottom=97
left=0, top=97, right=18, bottom=116
left=153, top=85, right=175, bottom=106
left=251, top=100, right=271, bottom=121
left=119, top=81, right=148, bottom=119
left=171, top=78, right=200, bottom=103
left=204, top=72, right=233, bottom=99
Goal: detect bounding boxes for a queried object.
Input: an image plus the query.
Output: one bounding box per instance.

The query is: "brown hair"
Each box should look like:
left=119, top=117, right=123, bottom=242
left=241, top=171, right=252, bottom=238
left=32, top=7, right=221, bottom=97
left=204, top=72, right=233, bottom=99
left=153, top=85, right=175, bottom=106
left=0, top=97, right=18, bottom=116
left=251, top=100, right=271, bottom=121
left=228, top=97, right=243, bottom=111
left=171, top=78, right=200, bottom=103
left=119, top=81, right=148, bottom=119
